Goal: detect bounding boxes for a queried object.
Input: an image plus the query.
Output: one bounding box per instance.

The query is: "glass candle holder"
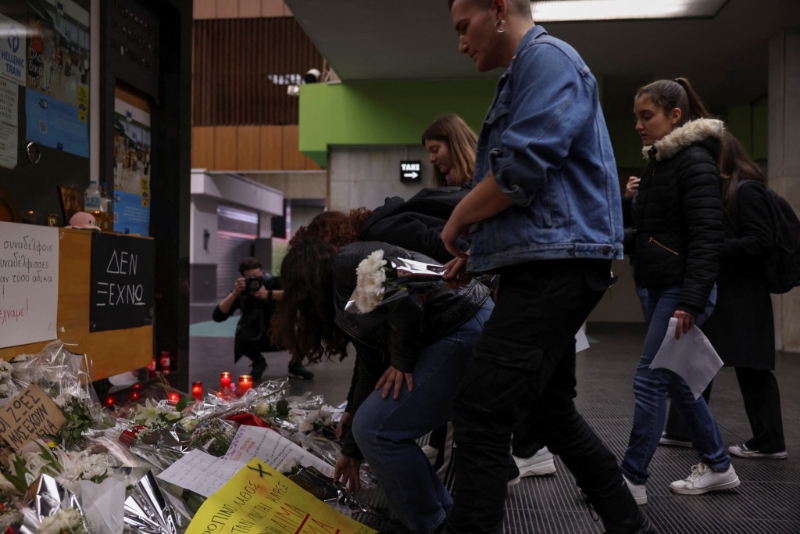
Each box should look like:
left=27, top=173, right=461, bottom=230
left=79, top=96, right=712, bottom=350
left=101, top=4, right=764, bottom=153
left=168, top=392, right=180, bottom=405
left=220, top=372, right=232, bottom=390
left=238, top=375, right=252, bottom=395
left=191, top=382, right=203, bottom=401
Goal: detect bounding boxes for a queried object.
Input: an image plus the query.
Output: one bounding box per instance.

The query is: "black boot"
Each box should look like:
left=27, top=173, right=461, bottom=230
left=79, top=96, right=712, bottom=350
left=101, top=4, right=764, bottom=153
left=251, top=355, right=267, bottom=381
left=584, top=480, right=658, bottom=534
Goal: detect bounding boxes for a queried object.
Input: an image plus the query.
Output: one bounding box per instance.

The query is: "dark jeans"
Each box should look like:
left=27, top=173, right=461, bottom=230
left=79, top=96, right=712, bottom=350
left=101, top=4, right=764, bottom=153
left=448, top=259, right=640, bottom=533
left=666, top=368, right=785, bottom=453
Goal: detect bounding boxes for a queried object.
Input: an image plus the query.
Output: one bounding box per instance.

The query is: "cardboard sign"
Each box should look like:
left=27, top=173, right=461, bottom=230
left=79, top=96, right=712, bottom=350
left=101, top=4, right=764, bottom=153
left=187, top=458, right=376, bottom=534
left=90, top=232, right=154, bottom=332
left=0, top=384, right=65, bottom=451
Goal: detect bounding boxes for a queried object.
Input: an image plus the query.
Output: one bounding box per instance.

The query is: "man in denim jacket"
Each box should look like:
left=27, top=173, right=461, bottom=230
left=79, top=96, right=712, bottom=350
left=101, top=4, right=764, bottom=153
left=442, top=1, right=655, bottom=533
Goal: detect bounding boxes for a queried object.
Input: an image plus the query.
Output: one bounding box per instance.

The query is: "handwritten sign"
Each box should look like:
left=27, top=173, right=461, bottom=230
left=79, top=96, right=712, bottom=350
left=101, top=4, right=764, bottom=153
left=158, top=449, right=247, bottom=498
left=187, top=458, right=375, bottom=534
left=0, top=384, right=65, bottom=451
left=0, top=222, right=59, bottom=348
left=90, top=232, right=154, bottom=332
left=224, top=425, right=335, bottom=478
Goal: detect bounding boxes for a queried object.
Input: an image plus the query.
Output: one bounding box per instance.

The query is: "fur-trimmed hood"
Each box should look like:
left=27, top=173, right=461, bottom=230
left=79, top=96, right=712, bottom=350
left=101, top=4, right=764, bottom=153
left=642, top=118, right=725, bottom=161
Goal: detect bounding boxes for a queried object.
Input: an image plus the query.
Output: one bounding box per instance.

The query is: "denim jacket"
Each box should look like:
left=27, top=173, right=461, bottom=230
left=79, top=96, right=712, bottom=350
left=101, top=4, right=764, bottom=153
left=468, top=26, right=624, bottom=272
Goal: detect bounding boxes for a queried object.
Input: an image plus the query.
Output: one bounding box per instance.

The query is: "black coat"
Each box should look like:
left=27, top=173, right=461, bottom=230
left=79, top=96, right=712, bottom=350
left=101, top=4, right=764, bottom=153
left=702, top=182, right=775, bottom=369
left=628, top=119, right=725, bottom=316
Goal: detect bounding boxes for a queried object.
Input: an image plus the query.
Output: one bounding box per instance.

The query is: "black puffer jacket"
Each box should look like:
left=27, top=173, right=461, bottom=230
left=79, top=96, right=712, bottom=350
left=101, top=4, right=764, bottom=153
left=333, top=241, right=490, bottom=459
left=629, top=118, right=725, bottom=316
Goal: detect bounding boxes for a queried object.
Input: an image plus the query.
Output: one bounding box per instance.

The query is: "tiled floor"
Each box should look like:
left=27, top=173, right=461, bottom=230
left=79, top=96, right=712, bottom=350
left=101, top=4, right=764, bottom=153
left=188, top=315, right=800, bottom=533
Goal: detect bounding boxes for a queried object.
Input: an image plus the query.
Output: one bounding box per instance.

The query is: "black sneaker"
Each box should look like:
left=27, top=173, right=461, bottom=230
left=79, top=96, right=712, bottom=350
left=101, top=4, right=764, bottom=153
left=288, top=361, right=314, bottom=379
left=658, top=432, right=692, bottom=448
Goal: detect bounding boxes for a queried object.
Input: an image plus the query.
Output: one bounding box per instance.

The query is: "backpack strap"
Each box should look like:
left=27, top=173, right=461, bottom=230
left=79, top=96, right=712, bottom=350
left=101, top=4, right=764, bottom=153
left=726, top=180, right=767, bottom=237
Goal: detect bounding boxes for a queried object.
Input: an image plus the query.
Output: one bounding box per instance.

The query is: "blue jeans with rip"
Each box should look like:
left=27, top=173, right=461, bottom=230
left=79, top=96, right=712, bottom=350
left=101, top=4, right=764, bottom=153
left=621, top=284, right=731, bottom=484
left=352, top=301, right=493, bottom=533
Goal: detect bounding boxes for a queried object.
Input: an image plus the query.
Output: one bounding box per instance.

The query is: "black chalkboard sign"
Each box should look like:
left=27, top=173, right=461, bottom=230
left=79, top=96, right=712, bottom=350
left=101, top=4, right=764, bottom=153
left=90, top=232, right=154, bottom=332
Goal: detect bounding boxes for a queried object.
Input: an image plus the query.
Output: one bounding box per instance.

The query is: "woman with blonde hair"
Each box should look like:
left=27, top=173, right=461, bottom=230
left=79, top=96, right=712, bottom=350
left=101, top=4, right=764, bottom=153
left=422, top=114, right=478, bottom=187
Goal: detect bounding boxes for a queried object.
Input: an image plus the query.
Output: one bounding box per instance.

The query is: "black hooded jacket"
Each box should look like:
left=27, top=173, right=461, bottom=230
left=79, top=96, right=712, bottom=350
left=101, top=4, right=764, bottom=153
left=627, top=118, right=725, bottom=316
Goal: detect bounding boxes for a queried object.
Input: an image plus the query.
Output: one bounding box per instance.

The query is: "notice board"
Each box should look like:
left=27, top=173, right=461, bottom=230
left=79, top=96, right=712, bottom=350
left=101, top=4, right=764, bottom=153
left=90, top=232, right=154, bottom=332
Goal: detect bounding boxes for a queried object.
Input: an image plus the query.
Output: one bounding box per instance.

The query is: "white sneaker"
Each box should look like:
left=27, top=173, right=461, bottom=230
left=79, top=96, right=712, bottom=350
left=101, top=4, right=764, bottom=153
left=513, top=447, right=557, bottom=477
left=669, top=463, right=740, bottom=495
left=421, top=445, right=438, bottom=465
left=623, top=474, right=647, bottom=505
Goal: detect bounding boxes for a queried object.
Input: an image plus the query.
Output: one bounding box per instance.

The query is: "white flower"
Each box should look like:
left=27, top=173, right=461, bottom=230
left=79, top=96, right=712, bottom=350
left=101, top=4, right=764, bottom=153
left=53, top=449, right=108, bottom=483
left=37, top=508, right=84, bottom=534
left=354, top=250, right=388, bottom=313
left=0, top=472, right=16, bottom=493
left=131, top=398, right=181, bottom=427
left=181, top=416, right=199, bottom=432
left=275, top=457, right=299, bottom=475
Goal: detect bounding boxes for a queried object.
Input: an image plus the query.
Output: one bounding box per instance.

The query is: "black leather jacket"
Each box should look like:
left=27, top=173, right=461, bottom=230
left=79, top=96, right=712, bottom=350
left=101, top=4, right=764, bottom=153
left=628, top=118, right=724, bottom=316
left=334, top=241, right=490, bottom=459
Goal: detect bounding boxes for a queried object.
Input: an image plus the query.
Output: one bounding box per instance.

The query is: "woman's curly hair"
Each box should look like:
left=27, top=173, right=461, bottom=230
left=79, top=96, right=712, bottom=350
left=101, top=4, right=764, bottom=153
left=270, top=238, right=350, bottom=364
left=290, top=208, right=373, bottom=248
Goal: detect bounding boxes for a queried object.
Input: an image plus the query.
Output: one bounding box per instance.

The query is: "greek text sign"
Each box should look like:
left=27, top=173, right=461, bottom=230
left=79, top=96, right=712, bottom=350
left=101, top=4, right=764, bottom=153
left=0, top=384, right=66, bottom=451
left=90, top=232, right=154, bottom=332
left=0, top=222, right=59, bottom=348
left=186, top=458, right=376, bottom=534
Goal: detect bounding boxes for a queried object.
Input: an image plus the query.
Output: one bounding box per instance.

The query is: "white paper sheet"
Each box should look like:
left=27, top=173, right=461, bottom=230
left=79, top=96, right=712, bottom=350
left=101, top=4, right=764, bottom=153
left=0, top=223, right=59, bottom=347
left=156, top=449, right=246, bottom=498
left=649, top=317, right=723, bottom=399
left=224, top=425, right=335, bottom=477
left=575, top=328, right=590, bottom=353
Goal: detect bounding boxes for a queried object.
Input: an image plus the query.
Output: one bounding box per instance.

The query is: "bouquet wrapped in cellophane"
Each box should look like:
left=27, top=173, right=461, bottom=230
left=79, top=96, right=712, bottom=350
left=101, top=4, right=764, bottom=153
left=345, top=250, right=448, bottom=314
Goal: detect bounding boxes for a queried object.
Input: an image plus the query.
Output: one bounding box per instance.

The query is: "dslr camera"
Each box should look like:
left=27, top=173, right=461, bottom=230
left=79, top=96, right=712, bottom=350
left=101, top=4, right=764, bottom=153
left=244, top=274, right=264, bottom=293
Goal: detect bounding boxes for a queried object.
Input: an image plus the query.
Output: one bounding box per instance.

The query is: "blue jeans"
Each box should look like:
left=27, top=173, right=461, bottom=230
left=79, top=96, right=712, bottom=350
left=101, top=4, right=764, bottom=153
left=352, top=301, right=493, bottom=533
left=621, top=284, right=731, bottom=484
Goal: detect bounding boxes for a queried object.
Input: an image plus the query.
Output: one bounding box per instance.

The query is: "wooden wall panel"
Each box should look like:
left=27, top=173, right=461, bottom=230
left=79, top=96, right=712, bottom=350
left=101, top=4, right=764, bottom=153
left=261, top=0, right=284, bottom=17
left=239, top=0, right=261, bottom=18
left=305, top=155, right=323, bottom=171
left=216, top=0, right=239, bottom=19
left=214, top=126, right=239, bottom=170
left=237, top=126, right=261, bottom=170
left=192, top=18, right=322, bottom=126
left=193, top=0, right=216, bottom=19
left=192, top=126, right=216, bottom=169
left=0, top=230, right=152, bottom=380
left=260, top=126, right=283, bottom=170
left=282, top=125, right=306, bottom=170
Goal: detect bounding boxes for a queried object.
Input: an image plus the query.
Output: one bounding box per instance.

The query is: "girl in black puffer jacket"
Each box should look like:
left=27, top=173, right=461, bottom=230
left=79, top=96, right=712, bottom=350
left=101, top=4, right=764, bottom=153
left=619, top=78, right=739, bottom=503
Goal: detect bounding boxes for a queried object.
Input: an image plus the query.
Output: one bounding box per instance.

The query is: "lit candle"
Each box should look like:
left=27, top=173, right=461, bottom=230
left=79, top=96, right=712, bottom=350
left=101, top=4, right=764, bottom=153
left=168, top=392, right=180, bottom=405
left=238, top=375, right=252, bottom=394
left=220, top=372, right=232, bottom=390
left=191, top=382, right=203, bottom=401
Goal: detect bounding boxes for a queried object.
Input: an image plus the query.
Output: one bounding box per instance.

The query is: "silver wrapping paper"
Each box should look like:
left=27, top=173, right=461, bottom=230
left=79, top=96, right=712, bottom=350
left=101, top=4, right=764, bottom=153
left=19, top=474, right=84, bottom=534
left=123, top=470, right=178, bottom=534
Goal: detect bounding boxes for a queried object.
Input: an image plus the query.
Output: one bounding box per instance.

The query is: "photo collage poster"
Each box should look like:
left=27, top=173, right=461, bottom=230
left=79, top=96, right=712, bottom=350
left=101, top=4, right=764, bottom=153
left=112, top=96, right=151, bottom=236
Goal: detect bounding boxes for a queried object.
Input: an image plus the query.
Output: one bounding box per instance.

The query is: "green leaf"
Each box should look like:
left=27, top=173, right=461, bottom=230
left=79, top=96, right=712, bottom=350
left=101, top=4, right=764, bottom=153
left=175, top=396, right=191, bottom=412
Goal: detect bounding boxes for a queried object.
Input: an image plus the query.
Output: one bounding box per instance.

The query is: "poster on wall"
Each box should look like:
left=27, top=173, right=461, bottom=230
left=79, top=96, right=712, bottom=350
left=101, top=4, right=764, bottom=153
left=23, top=0, right=90, bottom=158
left=113, top=97, right=151, bottom=236
left=0, top=13, right=27, bottom=87
left=0, top=222, right=59, bottom=349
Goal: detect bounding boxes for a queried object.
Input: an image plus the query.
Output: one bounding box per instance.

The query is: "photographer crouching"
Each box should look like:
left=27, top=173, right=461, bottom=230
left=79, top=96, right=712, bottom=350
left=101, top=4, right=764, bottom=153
left=212, top=257, right=314, bottom=380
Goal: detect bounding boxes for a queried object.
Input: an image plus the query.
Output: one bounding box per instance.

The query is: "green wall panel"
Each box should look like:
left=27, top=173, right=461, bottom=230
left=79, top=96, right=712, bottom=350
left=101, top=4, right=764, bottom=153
left=299, top=80, right=497, bottom=166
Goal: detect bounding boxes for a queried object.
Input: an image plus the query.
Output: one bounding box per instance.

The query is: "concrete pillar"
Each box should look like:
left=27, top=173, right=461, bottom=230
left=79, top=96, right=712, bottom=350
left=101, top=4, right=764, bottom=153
left=769, top=27, right=800, bottom=352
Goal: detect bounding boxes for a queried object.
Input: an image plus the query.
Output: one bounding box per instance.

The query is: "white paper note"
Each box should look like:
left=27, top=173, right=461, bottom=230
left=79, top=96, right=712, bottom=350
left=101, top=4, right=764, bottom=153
left=156, top=449, right=246, bottom=498
left=649, top=317, right=723, bottom=399
left=575, top=328, right=590, bottom=353
left=224, top=425, right=335, bottom=477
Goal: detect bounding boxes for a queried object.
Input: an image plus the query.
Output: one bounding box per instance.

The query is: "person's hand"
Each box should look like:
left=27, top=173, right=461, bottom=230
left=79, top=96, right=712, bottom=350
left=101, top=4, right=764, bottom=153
left=375, top=365, right=414, bottom=400
left=624, top=176, right=641, bottom=200
left=335, top=412, right=352, bottom=441
left=334, top=454, right=362, bottom=492
left=251, top=285, right=269, bottom=300
left=232, top=277, right=246, bottom=296
left=443, top=256, right=469, bottom=283
left=441, top=217, right=470, bottom=265
left=673, top=310, right=695, bottom=340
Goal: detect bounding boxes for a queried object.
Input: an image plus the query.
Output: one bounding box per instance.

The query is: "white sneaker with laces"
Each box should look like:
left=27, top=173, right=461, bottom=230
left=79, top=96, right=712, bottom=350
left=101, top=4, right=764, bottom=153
left=669, top=463, right=740, bottom=495
left=513, top=447, right=557, bottom=477
left=421, top=445, right=438, bottom=465
left=623, top=474, right=647, bottom=505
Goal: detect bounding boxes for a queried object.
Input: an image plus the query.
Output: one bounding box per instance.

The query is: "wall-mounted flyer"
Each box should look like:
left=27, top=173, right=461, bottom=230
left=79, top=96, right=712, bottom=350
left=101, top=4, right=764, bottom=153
left=113, top=96, right=151, bottom=236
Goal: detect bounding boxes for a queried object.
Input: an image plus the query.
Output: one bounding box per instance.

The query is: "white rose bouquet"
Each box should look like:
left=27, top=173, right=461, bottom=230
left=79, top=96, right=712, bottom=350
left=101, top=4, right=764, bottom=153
left=347, top=250, right=448, bottom=314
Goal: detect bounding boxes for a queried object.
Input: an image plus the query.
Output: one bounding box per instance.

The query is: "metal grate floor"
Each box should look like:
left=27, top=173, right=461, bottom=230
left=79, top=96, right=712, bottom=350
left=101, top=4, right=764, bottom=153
left=189, top=322, right=800, bottom=533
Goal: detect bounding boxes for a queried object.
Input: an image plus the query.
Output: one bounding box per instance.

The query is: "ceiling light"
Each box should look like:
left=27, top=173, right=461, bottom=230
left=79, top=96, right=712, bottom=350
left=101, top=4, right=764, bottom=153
left=530, top=0, right=728, bottom=22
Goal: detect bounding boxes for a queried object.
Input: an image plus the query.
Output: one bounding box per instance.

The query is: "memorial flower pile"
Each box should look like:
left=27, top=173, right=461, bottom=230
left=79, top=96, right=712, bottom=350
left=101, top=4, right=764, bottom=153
left=0, top=343, right=383, bottom=533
